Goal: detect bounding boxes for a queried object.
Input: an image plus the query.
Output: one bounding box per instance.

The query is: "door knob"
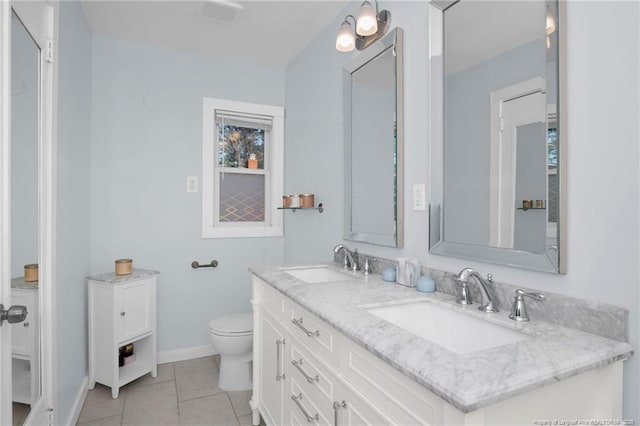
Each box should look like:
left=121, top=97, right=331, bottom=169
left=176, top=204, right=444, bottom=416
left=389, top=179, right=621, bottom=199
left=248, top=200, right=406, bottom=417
left=0, top=304, right=28, bottom=326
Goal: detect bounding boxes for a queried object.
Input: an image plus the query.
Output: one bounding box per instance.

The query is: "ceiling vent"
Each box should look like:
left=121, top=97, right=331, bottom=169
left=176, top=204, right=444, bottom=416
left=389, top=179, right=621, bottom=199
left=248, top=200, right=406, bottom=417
left=200, top=0, right=244, bottom=25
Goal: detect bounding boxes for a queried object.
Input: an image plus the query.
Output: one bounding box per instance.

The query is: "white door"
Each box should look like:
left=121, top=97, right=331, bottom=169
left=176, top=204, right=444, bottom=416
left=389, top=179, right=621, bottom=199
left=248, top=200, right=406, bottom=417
left=489, top=78, right=546, bottom=248
left=1, top=1, right=55, bottom=425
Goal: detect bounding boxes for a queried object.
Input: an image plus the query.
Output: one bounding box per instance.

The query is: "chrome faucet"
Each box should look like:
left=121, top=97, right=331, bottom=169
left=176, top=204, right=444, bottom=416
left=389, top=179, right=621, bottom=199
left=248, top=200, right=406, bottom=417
left=333, top=244, right=358, bottom=271
left=509, top=289, right=545, bottom=321
left=455, top=268, right=499, bottom=313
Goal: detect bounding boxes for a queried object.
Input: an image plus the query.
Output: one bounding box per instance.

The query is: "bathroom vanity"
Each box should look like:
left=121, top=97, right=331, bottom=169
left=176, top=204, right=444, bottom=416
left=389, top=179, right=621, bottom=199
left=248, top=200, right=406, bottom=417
left=250, top=264, right=631, bottom=425
left=87, top=269, right=158, bottom=399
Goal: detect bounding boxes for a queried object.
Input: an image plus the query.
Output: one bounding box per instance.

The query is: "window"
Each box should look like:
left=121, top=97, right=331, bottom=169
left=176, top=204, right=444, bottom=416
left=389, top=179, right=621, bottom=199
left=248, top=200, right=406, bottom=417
left=202, top=98, right=284, bottom=238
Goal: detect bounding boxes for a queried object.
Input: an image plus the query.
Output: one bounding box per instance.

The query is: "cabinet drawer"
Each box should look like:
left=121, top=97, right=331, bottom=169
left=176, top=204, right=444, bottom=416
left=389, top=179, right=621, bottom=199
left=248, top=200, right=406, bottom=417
left=289, top=338, right=339, bottom=408
left=341, top=342, right=444, bottom=425
left=288, top=302, right=338, bottom=363
left=288, top=376, right=333, bottom=426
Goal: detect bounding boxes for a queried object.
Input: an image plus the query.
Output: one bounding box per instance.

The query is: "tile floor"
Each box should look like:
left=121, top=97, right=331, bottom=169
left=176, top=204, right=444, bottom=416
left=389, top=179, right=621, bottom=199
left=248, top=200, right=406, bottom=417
left=76, top=356, right=261, bottom=426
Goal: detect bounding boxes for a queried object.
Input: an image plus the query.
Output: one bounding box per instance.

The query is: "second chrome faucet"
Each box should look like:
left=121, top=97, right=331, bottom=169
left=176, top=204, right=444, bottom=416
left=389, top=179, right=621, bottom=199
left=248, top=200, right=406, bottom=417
left=333, top=244, right=358, bottom=271
left=455, top=268, right=499, bottom=313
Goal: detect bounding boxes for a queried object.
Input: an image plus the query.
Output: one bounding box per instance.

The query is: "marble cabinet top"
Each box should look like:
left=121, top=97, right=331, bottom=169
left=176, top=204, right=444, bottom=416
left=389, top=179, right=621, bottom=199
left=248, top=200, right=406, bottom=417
left=249, top=263, right=633, bottom=413
left=11, top=276, right=38, bottom=290
left=87, top=268, right=159, bottom=284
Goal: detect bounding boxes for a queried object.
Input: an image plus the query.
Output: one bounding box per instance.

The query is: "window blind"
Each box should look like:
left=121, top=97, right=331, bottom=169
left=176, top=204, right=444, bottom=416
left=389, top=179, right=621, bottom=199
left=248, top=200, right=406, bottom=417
left=215, top=109, right=273, bottom=129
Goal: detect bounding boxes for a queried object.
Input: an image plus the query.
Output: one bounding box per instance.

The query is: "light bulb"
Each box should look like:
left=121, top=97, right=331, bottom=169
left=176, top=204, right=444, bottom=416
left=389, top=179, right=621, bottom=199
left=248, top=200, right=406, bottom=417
left=356, top=1, right=378, bottom=36
left=546, top=7, right=556, bottom=35
left=336, top=20, right=355, bottom=52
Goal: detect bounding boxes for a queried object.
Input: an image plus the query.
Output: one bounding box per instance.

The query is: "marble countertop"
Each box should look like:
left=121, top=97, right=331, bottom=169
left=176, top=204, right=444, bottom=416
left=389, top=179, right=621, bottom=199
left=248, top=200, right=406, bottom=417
left=11, top=276, right=38, bottom=290
left=87, top=268, right=159, bottom=284
left=249, top=263, right=633, bottom=413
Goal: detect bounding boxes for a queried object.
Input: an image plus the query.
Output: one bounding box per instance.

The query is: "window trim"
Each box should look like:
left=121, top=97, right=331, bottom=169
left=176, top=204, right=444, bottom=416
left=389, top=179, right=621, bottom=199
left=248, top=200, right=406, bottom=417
left=202, top=97, right=284, bottom=238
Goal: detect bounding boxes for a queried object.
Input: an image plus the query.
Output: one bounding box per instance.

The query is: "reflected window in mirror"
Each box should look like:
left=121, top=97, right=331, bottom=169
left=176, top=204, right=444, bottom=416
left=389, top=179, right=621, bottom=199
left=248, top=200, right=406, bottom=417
left=428, top=0, right=565, bottom=273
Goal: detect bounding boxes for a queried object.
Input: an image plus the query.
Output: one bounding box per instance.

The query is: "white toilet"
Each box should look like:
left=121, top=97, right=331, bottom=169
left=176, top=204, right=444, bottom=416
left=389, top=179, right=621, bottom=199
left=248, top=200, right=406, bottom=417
left=208, top=313, right=254, bottom=391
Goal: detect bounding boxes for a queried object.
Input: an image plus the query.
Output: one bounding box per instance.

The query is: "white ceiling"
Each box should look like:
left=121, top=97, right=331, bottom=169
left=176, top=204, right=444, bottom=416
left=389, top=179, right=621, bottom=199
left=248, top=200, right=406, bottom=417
left=81, top=0, right=349, bottom=68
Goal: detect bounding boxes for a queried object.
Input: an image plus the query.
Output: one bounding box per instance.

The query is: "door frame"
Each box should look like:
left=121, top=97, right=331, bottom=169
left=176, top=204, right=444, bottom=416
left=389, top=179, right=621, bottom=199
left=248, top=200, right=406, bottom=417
left=488, top=77, right=545, bottom=248
left=0, top=1, right=56, bottom=424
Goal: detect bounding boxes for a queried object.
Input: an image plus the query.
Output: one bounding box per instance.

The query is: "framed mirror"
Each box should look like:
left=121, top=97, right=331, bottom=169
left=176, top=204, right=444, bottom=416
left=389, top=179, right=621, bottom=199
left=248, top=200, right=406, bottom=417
left=1, top=1, right=54, bottom=424
left=343, top=28, right=404, bottom=248
left=428, top=1, right=566, bottom=273
left=10, top=9, right=41, bottom=423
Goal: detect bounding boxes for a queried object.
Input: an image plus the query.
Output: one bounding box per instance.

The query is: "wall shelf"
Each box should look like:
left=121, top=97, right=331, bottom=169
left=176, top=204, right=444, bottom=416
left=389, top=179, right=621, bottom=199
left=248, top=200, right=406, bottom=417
left=278, top=203, right=324, bottom=213
left=516, top=207, right=546, bottom=211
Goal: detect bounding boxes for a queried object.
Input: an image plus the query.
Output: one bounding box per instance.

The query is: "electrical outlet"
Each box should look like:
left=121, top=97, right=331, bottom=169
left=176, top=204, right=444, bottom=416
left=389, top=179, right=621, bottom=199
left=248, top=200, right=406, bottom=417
left=413, top=184, right=426, bottom=211
left=186, top=176, right=198, bottom=193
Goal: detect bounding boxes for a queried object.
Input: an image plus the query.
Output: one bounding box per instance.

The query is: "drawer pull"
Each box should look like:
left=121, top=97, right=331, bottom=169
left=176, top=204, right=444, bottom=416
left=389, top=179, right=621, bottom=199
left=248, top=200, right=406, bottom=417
left=120, top=312, right=126, bottom=316
left=333, top=401, right=347, bottom=426
left=292, top=317, right=320, bottom=337
left=291, top=393, right=319, bottom=423
left=23, top=322, right=29, bottom=327
left=292, top=359, right=319, bottom=383
left=275, top=339, right=286, bottom=381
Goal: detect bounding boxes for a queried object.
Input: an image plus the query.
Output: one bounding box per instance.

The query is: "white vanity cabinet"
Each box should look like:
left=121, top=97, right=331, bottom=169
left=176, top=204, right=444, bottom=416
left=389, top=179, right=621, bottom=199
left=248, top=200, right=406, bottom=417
left=88, top=270, right=158, bottom=399
left=252, top=276, right=395, bottom=426
left=11, top=282, right=40, bottom=406
left=251, top=275, right=625, bottom=426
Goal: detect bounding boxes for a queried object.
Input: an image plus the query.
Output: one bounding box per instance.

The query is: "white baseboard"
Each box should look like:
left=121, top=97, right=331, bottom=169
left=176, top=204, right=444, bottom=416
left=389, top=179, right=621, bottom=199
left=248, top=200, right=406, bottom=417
left=65, top=376, right=88, bottom=426
left=157, top=344, right=217, bottom=364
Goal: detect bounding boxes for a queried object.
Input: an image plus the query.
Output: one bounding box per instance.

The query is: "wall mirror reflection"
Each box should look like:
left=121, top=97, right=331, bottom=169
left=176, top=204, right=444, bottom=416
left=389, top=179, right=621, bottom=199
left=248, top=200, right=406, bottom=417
left=428, top=0, right=565, bottom=272
left=344, top=28, right=404, bottom=248
left=10, top=8, right=42, bottom=424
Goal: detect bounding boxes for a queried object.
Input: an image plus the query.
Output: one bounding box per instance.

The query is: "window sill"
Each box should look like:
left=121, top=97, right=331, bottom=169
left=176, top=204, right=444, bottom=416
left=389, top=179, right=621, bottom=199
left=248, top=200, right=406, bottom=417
left=201, top=226, right=283, bottom=239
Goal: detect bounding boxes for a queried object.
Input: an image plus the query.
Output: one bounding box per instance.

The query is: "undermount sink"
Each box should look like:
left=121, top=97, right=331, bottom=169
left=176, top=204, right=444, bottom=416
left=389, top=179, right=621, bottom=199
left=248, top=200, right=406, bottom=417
left=366, top=300, right=530, bottom=354
left=282, top=265, right=360, bottom=283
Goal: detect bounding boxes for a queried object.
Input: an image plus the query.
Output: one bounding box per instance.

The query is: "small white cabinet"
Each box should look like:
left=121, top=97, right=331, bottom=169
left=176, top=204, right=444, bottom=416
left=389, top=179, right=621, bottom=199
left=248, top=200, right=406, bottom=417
left=88, top=269, right=158, bottom=398
left=11, top=279, right=40, bottom=407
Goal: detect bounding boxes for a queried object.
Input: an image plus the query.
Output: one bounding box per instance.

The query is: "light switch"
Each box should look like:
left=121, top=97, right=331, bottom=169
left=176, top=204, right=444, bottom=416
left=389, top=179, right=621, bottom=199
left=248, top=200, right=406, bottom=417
left=186, top=176, right=198, bottom=193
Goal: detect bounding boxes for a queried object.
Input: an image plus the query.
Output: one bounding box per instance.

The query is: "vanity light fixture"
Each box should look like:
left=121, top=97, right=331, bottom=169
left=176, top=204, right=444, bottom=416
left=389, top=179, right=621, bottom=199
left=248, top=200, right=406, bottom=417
left=335, top=0, right=391, bottom=52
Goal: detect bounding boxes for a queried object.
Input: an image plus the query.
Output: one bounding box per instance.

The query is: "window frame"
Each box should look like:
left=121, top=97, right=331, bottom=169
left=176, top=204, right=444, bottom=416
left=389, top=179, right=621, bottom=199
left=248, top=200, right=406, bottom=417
left=202, top=97, right=284, bottom=238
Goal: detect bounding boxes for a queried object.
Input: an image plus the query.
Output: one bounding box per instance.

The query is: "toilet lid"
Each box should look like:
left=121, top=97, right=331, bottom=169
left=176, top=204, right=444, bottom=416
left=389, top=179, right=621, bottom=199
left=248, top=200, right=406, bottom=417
left=209, top=313, right=253, bottom=335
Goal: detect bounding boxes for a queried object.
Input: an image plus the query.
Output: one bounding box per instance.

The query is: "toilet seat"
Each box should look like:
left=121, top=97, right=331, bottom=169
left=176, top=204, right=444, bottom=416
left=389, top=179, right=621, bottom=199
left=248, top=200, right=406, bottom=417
left=208, top=313, right=253, bottom=337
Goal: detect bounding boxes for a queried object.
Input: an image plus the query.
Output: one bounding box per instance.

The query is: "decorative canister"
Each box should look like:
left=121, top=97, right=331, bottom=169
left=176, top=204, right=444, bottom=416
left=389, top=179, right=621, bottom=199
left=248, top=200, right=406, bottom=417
left=289, top=194, right=300, bottom=208
left=282, top=195, right=291, bottom=208
left=299, top=194, right=315, bottom=208
left=115, top=259, right=133, bottom=275
left=248, top=153, right=258, bottom=169
left=522, top=200, right=532, bottom=209
left=24, top=264, right=38, bottom=282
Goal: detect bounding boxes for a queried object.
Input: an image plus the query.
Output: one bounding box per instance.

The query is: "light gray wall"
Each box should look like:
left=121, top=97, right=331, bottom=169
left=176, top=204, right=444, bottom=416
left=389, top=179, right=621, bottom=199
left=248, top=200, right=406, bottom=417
left=284, top=1, right=429, bottom=263
left=89, top=35, right=286, bottom=353
left=444, top=40, right=545, bottom=245
left=55, top=1, right=93, bottom=423
left=284, top=0, right=639, bottom=419
left=11, top=14, right=39, bottom=278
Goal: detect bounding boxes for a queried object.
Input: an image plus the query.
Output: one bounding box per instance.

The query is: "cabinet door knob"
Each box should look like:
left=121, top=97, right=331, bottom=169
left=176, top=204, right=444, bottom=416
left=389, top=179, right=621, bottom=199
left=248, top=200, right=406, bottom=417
left=120, top=312, right=126, bottom=316
left=23, top=322, right=29, bottom=327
